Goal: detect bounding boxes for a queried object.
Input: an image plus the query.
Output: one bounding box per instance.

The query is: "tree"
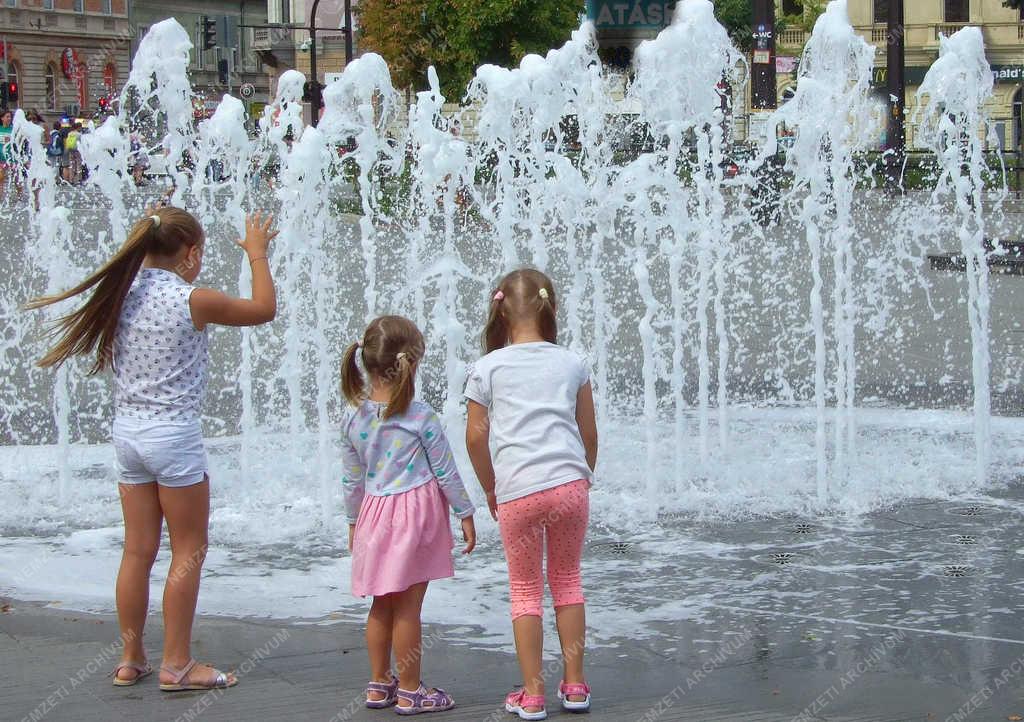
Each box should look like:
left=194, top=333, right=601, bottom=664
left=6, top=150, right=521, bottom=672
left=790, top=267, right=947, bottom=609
left=712, top=0, right=754, bottom=52
left=356, top=0, right=584, bottom=99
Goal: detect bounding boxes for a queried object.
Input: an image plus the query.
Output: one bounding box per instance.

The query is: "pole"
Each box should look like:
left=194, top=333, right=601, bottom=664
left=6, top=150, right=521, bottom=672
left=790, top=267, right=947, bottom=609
left=310, top=0, right=322, bottom=126
left=885, top=0, right=906, bottom=193
left=344, top=0, right=353, bottom=64
left=750, top=0, right=777, bottom=110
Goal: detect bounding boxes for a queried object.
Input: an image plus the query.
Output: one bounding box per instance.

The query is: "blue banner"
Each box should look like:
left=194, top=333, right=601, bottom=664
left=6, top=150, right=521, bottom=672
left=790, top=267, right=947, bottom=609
left=586, top=0, right=678, bottom=30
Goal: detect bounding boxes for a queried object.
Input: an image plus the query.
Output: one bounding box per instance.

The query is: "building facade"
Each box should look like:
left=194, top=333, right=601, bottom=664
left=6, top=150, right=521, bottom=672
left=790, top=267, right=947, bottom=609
left=132, top=0, right=271, bottom=123
left=0, top=0, right=131, bottom=121
left=254, top=0, right=355, bottom=106
left=776, top=0, right=1024, bottom=149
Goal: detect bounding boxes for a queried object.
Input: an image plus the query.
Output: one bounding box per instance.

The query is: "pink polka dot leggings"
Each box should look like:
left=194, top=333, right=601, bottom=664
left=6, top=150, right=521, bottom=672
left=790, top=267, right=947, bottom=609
left=496, top=478, right=589, bottom=620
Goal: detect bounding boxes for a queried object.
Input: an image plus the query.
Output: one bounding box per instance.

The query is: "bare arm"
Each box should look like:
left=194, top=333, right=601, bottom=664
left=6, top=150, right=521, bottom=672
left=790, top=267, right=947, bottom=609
left=575, top=381, right=598, bottom=472
left=190, top=212, right=279, bottom=330
left=465, top=400, right=498, bottom=520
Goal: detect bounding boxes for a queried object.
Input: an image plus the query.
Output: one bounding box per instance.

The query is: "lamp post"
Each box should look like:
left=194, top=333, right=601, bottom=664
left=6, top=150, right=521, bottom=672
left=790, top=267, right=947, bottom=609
left=884, top=0, right=906, bottom=193
left=308, top=0, right=354, bottom=127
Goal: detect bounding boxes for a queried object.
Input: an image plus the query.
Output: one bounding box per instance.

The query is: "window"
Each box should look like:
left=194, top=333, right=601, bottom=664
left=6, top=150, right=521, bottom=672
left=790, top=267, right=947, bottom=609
left=102, top=0, right=111, bottom=14
left=43, top=0, right=53, bottom=8
left=103, top=63, right=115, bottom=94
left=45, top=64, right=57, bottom=110
left=944, top=0, right=968, bottom=23
left=73, top=0, right=83, bottom=13
left=782, top=0, right=802, bottom=14
left=3, top=0, right=16, bottom=8
left=873, top=0, right=889, bottom=24
left=281, top=0, right=290, bottom=24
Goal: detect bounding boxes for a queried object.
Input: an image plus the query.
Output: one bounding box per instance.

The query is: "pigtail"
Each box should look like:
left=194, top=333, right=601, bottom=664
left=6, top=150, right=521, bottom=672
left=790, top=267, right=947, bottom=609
left=340, top=341, right=365, bottom=407
left=483, top=289, right=509, bottom=353
left=537, top=285, right=558, bottom=345
left=383, top=353, right=416, bottom=419
left=26, top=215, right=158, bottom=373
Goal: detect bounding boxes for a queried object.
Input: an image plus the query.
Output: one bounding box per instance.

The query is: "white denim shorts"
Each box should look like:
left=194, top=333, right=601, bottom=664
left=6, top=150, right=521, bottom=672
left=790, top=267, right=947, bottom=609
left=112, top=416, right=208, bottom=487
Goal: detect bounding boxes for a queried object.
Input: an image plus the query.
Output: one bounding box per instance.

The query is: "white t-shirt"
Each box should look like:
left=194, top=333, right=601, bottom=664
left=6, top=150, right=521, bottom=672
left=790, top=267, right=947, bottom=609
left=464, top=342, right=592, bottom=504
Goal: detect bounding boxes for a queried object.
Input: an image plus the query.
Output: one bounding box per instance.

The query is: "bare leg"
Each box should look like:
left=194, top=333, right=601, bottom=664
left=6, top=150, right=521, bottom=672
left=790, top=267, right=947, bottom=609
left=115, top=482, right=162, bottom=681
left=554, top=604, right=586, bottom=700
left=392, top=581, right=428, bottom=707
left=366, top=594, right=394, bottom=701
left=512, top=615, right=545, bottom=712
left=157, top=478, right=234, bottom=686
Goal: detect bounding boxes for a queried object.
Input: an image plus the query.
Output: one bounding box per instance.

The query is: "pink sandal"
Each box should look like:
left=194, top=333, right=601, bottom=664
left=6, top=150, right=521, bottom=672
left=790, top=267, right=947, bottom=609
left=159, top=658, right=237, bottom=692
left=558, top=681, right=591, bottom=712
left=505, top=689, right=547, bottom=720
left=110, top=661, right=153, bottom=687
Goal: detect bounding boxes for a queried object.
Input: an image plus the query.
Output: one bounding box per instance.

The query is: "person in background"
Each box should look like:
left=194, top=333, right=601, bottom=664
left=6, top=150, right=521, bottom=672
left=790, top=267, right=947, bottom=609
left=129, top=131, right=150, bottom=187
left=0, top=109, right=13, bottom=198
left=46, top=121, right=64, bottom=178
left=63, top=122, right=83, bottom=185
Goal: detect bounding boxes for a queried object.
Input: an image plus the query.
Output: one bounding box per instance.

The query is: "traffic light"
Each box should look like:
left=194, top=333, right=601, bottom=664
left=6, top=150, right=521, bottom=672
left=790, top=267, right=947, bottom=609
left=4, top=81, right=17, bottom=104
left=217, top=59, right=229, bottom=85
left=98, top=95, right=110, bottom=112
left=201, top=16, right=217, bottom=51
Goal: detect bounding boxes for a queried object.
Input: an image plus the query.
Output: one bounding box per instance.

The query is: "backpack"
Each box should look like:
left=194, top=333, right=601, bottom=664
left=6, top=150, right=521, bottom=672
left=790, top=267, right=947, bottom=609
left=65, top=131, right=79, bottom=151
left=47, top=131, right=63, bottom=157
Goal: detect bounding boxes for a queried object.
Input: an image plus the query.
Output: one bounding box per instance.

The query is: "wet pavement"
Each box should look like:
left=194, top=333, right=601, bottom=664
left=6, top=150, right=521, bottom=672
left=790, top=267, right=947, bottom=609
left=4, top=487, right=1024, bottom=721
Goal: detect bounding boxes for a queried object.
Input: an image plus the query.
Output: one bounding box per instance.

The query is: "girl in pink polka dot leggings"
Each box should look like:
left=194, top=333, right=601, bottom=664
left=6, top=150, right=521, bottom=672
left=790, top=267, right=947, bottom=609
left=466, top=269, right=599, bottom=720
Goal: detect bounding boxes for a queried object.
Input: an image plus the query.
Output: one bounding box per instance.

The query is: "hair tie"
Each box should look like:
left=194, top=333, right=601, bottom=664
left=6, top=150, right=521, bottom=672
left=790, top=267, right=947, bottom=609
left=396, top=352, right=407, bottom=361
left=493, top=291, right=504, bottom=302
left=538, top=288, right=549, bottom=300
left=357, top=340, right=364, bottom=349
left=149, top=215, right=161, bottom=228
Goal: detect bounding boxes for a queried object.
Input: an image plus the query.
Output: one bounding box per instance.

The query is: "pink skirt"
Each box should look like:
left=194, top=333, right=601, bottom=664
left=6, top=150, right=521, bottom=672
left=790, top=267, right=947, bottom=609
left=351, top=479, right=455, bottom=597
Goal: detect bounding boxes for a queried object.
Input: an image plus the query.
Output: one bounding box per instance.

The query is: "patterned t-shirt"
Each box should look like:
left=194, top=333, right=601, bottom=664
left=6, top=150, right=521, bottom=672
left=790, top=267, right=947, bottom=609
left=341, top=399, right=475, bottom=524
left=113, top=268, right=209, bottom=422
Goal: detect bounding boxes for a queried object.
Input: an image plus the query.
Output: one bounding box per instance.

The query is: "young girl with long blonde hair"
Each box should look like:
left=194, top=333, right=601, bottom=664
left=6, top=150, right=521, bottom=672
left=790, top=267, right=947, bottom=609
left=27, top=207, right=278, bottom=691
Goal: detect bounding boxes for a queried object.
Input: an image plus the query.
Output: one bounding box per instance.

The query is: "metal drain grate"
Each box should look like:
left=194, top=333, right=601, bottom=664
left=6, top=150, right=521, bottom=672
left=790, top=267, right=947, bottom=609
left=952, top=505, right=983, bottom=516
left=943, top=564, right=973, bottom=577
left=953, top=534, right=978, bottom=545
left=791, top=523, right=815, bottom=535
left=593, top=541, right=633, bottom=557
left=770, top=552, right=796, bottom=566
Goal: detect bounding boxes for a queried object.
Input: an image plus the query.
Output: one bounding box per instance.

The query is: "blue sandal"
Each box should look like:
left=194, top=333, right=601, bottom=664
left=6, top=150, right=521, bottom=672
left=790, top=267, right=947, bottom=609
left=366, top=674, right=399, bottom=708
left=395, top=684, right=455, bottom=715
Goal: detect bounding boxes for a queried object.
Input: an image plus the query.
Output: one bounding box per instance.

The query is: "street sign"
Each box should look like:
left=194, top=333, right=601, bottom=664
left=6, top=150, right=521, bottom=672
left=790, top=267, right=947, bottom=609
left=586, top=0, right=676, bottom=30
left=240, top=83, right=255, bottom=98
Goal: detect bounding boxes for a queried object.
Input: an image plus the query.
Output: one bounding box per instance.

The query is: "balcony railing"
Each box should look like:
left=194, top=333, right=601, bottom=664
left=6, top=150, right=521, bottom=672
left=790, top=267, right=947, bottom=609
left=934, top=23, right=966, bottom=41
left=871, top=26, right=888, bottom=44
left=778, top=28, right=807, bottom=47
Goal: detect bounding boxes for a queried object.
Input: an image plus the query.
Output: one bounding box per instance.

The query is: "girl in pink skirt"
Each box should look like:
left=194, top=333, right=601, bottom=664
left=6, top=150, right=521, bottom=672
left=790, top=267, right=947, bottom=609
left=340, top=315, right=477, bottom=714
left=465, top=269, right=599, bottom=720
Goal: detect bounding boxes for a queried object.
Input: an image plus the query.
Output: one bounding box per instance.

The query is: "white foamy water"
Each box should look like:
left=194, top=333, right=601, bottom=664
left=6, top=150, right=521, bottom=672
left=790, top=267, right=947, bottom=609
left=1, top=3, right=1021, bottom=637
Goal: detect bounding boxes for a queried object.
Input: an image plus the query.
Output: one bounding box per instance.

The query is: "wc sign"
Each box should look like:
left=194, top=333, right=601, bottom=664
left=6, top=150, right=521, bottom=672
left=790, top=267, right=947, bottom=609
left=586, top=0, right=678, bottom=30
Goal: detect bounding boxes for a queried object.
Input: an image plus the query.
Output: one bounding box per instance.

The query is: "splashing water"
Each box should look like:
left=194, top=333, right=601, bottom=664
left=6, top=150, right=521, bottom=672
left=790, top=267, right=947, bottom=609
left=1, top=3, right=1022, bottom=615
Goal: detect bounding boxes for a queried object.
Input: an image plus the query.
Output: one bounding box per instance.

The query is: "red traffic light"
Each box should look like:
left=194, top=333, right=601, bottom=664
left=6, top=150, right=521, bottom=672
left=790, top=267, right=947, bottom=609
left=7, top=82, right=17, bottom=102
left=98, top=96, right=109, bottom=110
